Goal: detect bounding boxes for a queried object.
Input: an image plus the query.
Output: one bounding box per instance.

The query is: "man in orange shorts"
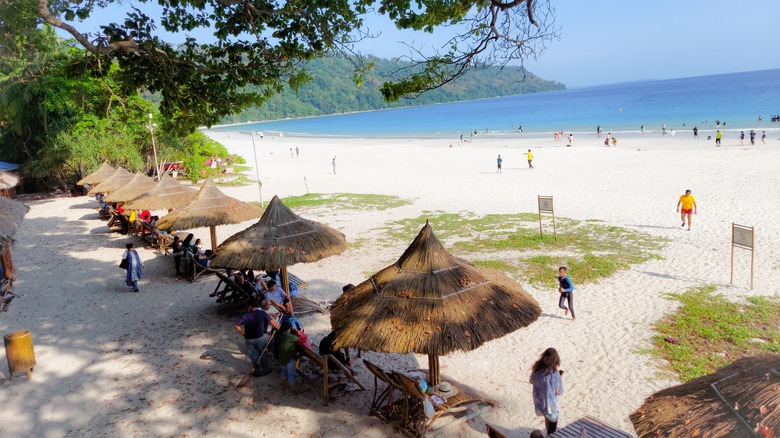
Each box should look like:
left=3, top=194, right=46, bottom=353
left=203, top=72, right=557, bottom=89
left=676, top=189, right=697, bottom=230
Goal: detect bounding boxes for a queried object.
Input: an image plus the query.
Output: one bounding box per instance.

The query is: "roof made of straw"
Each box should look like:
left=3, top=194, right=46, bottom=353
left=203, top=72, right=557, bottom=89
left=630, top=355, right=780, bottom=438
left=122, top=174, right=198, bottom=210
left=0, top=171, right=20, bottom=190
left=210, top=195, right=346, bottom=271
left=87, top=167, right=132, bottom=195
left=77, top=162, right=115, bottom=186
left=330, top=222, right=541, bottom=356
left=104, top=172, right=157, bottom=203
left=0, top=197, right=29, bottom=253
left=155, top=180, right=263, bottom=231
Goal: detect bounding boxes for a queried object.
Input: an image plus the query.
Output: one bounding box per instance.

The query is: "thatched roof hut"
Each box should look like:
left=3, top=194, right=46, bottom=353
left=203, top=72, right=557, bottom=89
left=77, top=162, right=115, bottom=186
left=122, top=174, right=198, bottom=210
left=104, top=172, right=157, bottom=203
left=630, top=355, right=780, bottom=437
left=330, top=221, right=541, bottom=385
left=155, top=180, right=263, bottom=251
left=0, top=197, right=29, bottom=253
left=87, top=167, right=132, bottom=195
left=211, top=195, right=346, bottom=295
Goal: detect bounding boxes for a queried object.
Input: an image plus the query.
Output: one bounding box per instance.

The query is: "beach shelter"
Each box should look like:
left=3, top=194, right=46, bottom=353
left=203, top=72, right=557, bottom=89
left=0, top=171, right=20, bottom=190
left=87, top=167, right=132, bottom=195
left=76, top=162, right=115, bottom=186
left=0, top=197, right=29, bottom=281
left=122, top=173, right=198, bottom=211
left=104, top=172, right=157, bottom=204
left=155, top=180, right=264, bottom=251
left=630, top=355, right=780, bottom=437
left=329, top=221, right=541, bottom=386
left=210, top=195, right=346, bottom=296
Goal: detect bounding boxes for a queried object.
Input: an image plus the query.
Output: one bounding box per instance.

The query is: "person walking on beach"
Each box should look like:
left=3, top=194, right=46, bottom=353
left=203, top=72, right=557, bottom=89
left=122, top=243, right=144, bottom=292
left=693, top=126, right=698, bottom=139
left=676, top=189, right=697, bottom=230
left=332, top=156, right=336, bottom=174
left=567, top=133, right=573, bottom=146
left=295, top=146, right=299, bottom=157
left=496, top=155, right=503, bottom=173
left=596, top=125, right=601, bottom=137
left=557, top=267, right=575, bottom=320
left=739, top=131, right=745, bottom=145
left=715, top=130, right=722, bottom=146
left=605, top=132, right=611, bottom=146
left=750, top=130, right=756, bottom=145
left=762, top=130, right=767, bottom=144
left=526, top=149, right=534, bottom=169
left=234, top=298, right=279, bottom=377
left=530, top=347, right=565, bottom=435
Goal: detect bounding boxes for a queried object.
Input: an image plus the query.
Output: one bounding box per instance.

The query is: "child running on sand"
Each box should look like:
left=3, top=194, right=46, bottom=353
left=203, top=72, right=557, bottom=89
left=557, top=267, right=575, bottom=320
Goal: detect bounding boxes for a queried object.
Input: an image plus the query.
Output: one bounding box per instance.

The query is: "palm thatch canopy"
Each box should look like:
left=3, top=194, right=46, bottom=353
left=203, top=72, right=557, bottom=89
left=0, top=171, right=20, bottom=190
left=630, top=355, right=780, bottom=438
left=87, top=167, right=132, bottom=195
left=123, top=173, right=198, bottom=210
left=155, top=180, right=264, bottom=251
left=156, top=180, right=262, bottom=231
left=77, top=162, right=115, bottom=186
left=104, top=172, right=157, bottom=203
left=0, top=197, right=29, bottom=253
left=210, top=195, right=346, bottom=271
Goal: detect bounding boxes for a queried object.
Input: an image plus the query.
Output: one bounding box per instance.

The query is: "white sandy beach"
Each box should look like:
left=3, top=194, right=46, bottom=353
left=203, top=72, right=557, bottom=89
left=1, top=131, right=778, bottom=437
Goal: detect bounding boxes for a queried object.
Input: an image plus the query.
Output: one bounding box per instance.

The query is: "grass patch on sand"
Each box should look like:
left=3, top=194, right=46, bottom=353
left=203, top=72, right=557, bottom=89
left=473, top=260, right=515, bottom=271
left=385, top=211, right=665, bottom=287
left=281, top=193, right=410, bottom=211
left=652, top=285, right=780, bottom=381
left=214, top=174, right=255, bottom=187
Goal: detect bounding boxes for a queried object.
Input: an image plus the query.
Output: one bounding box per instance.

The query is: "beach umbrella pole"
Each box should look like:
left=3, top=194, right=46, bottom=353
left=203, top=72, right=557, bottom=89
left=428, top=354, right=441, bottom=386
left=209, top=225, right=217, bottom=252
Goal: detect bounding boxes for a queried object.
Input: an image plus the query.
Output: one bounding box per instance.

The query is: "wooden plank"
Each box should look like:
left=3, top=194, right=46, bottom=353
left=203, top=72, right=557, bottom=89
left=550, top=416, right=631, bottom=438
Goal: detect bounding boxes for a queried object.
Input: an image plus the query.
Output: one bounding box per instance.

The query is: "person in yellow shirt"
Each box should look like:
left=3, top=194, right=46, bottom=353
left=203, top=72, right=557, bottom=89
left=676, top=189, right=697, bottom=230
left=526, top=149, right=534, bottom=169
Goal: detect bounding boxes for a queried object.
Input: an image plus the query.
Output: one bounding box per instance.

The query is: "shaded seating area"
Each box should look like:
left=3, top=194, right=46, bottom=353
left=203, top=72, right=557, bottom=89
left=362, top=359, right=497, bottom=437
left=295, top=344, right=366, bottom=405
left=208, top=270, right=255, bottom=307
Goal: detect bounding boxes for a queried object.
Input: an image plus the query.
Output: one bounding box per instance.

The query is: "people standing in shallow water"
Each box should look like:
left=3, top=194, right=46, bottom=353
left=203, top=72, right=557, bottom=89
left=739, top=131, right=745, bottom=145
left=750, top=130, right=756, bottom=145
left=530, top=347, right=565, bottom=435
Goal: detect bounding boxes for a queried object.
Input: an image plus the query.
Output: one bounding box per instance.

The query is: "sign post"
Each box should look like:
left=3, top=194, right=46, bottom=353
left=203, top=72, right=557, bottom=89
left=730, top=223, right=754, bottom=289
left=537, top=195, right=556, bottom=240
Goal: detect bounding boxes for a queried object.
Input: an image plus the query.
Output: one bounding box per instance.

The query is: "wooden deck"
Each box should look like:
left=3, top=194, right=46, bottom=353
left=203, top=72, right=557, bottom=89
left=550, top=416, right=632, bottom=438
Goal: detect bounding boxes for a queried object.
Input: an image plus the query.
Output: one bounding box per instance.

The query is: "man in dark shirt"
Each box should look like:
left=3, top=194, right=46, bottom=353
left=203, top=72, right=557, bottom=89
left=234, top=299, right=280, bottom=376
left=319, top=330, right=353, bottom=374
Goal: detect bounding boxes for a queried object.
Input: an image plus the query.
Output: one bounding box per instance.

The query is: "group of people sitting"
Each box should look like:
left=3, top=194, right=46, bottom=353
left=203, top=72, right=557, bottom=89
left=169, top=233, right=213, bottom=279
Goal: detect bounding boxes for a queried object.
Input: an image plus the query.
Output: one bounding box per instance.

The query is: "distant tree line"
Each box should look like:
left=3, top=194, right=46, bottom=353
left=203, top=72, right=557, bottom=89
left=222, top=55, right=565, bottom=123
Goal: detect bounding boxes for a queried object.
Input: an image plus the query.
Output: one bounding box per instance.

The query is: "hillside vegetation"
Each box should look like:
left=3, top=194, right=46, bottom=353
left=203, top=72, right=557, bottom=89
left=221, top=56, right=565, bottom=123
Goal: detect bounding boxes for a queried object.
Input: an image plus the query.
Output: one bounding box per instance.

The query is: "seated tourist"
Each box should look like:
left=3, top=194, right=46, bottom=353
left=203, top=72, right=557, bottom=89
left=149, top=215, right=159, bottom=227
left=265, top=269, right=298, bottom=297
left=195, top=249, right=212, bottom=267
left=260, top=280, right=287, bottom=312
left=139, top=210, right=152, bottom=222
left=235, top=273, right=258, bottom=298
left=319, top=330, right=354, bottom=373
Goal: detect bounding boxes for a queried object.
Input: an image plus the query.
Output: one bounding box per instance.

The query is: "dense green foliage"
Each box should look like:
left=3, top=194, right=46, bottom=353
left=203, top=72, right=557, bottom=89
left=30, top=0, right=557, bottom=132
left=221, top=55, right=565, bottom=123
left=0, top=22, right=234, bottom=188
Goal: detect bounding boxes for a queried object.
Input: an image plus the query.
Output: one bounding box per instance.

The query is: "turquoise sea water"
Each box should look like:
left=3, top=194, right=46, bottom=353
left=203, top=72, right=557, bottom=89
left=213, top=69, right=780, bottom=138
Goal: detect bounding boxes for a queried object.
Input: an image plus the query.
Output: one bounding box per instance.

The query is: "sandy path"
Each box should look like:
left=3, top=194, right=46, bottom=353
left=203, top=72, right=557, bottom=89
left=1, top=131, right=777, bottom=437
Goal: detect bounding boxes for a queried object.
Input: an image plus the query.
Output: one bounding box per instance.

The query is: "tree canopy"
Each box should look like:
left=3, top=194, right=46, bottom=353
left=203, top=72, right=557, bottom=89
left=33, top=0, right=558, bottom=133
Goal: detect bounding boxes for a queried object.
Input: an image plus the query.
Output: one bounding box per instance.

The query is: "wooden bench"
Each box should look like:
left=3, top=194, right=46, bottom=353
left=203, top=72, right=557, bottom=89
left=550, top=416, right=632, bottom=438
left=106, top=206, right=130, bottom=234
left=296, top=344, right=366, bottom=405
left=209, top=270, right=255, bottom=307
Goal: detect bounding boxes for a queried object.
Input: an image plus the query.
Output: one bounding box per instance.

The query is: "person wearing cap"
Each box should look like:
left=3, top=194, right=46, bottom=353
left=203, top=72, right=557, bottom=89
left=122, top=243, right=145, bottom=292
left=234, top=298, right=279, bottom=377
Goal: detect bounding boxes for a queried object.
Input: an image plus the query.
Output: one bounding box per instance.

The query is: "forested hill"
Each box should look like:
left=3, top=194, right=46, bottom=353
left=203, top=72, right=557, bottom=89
left=221, top=56, right=565, bottom=123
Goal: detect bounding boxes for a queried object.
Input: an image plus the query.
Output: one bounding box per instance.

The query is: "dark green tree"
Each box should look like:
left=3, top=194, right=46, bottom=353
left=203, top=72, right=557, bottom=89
left=34, top=0, right=558, bottom=133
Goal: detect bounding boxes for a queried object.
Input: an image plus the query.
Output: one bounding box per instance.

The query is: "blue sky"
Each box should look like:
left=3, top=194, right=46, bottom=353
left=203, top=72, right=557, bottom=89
left=62, top=0, right=780, bottom=87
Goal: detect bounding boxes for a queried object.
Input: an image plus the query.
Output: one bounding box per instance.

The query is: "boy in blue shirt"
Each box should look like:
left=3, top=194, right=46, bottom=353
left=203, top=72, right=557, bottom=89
left=557, top=266, right=575, bottom=320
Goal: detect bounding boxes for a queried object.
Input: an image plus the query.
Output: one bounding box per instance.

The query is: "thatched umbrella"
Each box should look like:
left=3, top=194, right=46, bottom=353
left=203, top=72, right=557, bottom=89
left=155, top=180, right=264, bottom=251
left=122, top=173, right=198, bottom=211
left=77, top=162, right=115, bottom=186
left=87, top=167, right=132, bottom=195
left=210, top=195, right=346, bottom=296
left=330, top=221, right=541, bottom=386
left=0, top=171, right=20, bottom=190
left=631, top=355, right=780, bottom=437
left=0, top=197, right=29, bottom=254
left=104, top=172, right=157, bottom=204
